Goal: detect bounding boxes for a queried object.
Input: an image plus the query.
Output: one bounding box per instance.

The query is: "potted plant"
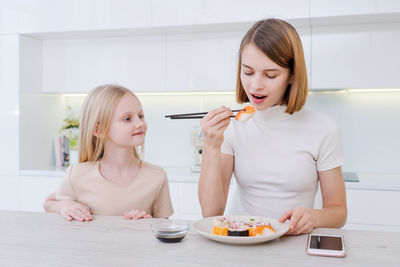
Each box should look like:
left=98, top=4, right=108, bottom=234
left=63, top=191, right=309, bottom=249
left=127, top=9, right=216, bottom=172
left=61, top=106, right=79, bottom=165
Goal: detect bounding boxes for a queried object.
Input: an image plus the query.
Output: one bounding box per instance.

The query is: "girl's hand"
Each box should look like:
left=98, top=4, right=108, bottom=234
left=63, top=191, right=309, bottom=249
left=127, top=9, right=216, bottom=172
left=124, top=210, right=152, bottom=220
left=279, top=207, right=314, bottom=235
left=200, top=106, right=233, bottom=148
left=58, top=199, right=93, bottom=222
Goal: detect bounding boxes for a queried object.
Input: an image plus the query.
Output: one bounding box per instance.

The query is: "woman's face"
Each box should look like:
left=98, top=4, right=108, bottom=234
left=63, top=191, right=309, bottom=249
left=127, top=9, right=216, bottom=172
left=240, top=43, right=292, bottom=111
left=106, top=94, right=147, bottom=148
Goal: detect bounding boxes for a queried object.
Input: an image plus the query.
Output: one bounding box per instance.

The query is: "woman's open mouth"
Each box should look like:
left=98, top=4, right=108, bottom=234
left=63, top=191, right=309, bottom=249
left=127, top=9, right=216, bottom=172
left=250, top=93, right=267, bottom=104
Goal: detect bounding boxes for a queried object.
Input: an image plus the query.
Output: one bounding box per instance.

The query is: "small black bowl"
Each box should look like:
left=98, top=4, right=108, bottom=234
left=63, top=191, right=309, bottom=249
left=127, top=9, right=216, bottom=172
left=151, top=220, right=190, bottom=243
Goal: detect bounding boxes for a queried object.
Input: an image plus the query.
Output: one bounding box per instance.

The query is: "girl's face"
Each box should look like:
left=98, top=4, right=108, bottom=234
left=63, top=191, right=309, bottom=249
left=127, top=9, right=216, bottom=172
left=106, top=94, right=147, bottom=148
left=240, top=43, right=292, bottom=111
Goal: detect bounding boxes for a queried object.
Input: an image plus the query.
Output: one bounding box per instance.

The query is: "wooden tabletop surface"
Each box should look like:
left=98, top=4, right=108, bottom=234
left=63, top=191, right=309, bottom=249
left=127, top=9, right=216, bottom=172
left=0, top=210, right=399, bottom=266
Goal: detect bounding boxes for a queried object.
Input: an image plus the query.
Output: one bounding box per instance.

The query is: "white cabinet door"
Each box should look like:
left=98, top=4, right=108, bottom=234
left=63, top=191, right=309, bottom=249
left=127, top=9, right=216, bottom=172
left=311, top=23, right=400, bottom=89
left=0, top=175, right=19, bottom=210
left=152, top=0, right=309, bottom=26
left=346, top=189, right=400, bottom=229
left=19, top=0, right=151, bottom=34
left=310, top=0, right=375, bottom=17
left=376, top=0, right=400, bottom=13
left=168, top=181, right=203, bottom=220
left=0, top=2, right=19, bottom=34
left=165, top=31, right=241, bottom=92
left=298, top=28, right=312, bottom=89
left=19, top=176, right=62, bottom=212
left=168, top=182, right=180, bottom=219
left=178, top=183, right=203, bottom=220
left=369, top=23, right=400, bottom=88
left=43, top=35, right=165, bottom=93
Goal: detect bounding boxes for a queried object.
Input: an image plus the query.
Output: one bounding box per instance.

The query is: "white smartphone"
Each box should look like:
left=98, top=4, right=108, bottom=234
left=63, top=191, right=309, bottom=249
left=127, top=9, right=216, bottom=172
left=306, top=234, right=345, bottom=258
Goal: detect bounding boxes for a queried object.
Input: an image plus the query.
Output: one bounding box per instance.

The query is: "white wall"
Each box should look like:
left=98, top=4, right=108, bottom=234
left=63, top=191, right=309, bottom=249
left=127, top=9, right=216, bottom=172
left=20, top=90, right=400, bottom=174
left=0, top=34, right=19, bottom=210
left=306, top=91, right=400, bottom=173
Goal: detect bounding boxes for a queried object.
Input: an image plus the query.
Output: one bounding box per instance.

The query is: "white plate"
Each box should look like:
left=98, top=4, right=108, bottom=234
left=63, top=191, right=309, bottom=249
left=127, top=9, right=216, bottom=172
left=193, top=215, right=289, bottom=245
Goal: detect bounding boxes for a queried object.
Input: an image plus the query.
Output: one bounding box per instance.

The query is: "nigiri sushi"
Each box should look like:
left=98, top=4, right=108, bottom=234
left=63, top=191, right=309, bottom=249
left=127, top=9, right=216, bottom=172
left=212, top=216, right=277, bottom=237
left=213, top=217, right=228, bottom=236
left=235, top=105, right=256, bottom=122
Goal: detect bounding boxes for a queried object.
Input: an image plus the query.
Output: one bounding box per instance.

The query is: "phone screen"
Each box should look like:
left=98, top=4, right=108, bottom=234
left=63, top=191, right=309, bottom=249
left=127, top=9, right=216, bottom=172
left=309, top=235, right=343, bottom=251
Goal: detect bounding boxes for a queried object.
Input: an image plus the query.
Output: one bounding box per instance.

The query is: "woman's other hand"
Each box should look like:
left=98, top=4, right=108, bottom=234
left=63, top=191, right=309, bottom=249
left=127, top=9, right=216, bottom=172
left=279, top=207, right=314, bottom=235
left=124, top=209, right=152, bottom=220
left=58, top=199, right=93, bottom=222
left=200, top=106, right=233, bottom=148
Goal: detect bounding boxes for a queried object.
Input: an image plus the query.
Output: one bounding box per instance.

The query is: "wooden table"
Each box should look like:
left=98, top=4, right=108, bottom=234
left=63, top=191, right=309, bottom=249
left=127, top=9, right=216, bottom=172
left=0, top=211, right=399, bottom=266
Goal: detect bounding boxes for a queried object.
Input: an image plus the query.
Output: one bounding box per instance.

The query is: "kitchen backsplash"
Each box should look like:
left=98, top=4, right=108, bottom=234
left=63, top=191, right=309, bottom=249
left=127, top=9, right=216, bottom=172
left=20, top=91, right=400, bottom=173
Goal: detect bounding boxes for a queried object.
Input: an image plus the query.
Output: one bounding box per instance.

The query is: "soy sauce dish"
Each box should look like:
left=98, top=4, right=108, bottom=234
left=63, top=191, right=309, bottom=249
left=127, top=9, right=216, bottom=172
left=151, top=220, right=190, bottom=243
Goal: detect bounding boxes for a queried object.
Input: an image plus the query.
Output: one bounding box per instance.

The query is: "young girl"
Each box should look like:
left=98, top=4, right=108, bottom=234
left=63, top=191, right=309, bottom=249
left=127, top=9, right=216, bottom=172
left=198, top=18, right=347, bottom=235
left=44, top=84, right=174, bottom=221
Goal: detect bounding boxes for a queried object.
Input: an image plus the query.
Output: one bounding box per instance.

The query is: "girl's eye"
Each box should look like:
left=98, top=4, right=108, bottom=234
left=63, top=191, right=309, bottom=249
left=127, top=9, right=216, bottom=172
left=124, top=116, right=132, bottom=122
left=139, top=114, right=145, bottom=120
left=243, top=71, right=253, bottom=76
left=266, top=74, right=277, bottom=79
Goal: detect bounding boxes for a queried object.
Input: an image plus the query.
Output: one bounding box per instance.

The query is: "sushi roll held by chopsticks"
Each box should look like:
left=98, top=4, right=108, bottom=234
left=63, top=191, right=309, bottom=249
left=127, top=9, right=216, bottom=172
left=235, top=105, right=255, bottom=122
left=165, top=105, right=256, bottom=122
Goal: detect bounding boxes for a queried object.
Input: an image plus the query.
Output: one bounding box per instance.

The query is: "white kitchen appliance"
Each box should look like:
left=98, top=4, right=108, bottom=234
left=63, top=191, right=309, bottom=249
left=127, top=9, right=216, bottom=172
left=191, top=127, right=203, bottom=172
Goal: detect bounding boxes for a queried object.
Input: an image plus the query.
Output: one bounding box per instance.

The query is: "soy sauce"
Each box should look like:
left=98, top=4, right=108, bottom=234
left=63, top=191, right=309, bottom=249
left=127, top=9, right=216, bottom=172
left=156, top=236, right=185, bottom=243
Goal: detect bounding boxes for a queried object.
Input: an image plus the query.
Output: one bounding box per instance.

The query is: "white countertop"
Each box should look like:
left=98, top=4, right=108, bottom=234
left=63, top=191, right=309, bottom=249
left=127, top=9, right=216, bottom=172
left=19, top=167, right=200, bottom=183
left=19, top=168, right=400, bottom=191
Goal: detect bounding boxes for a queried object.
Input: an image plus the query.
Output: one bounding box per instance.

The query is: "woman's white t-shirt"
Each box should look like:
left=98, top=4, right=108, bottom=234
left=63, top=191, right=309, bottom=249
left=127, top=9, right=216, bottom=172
left=221, top=105, right=344, bottom=219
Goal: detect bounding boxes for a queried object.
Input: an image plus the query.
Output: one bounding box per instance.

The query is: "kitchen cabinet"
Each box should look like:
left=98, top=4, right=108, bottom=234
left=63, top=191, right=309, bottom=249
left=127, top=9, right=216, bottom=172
left=311, top=23, right=400, bottom=89
left=345, top=188, right=400, bottom=231
left=165, top=31, right=241, bottom=92
left=376, top=0, right=400, bottom=13
left=13, top=0, right=400, bottom=93
left=172, top=183, right=203, bottom=220
left=310, top=0, right=400, bottom=17
left=43, top=35, right=166, bottom=93
left=0, top=175, right=19, bottom=211
left=18, top=0, right=151, bottom=34
left=0, top=2, right=19, bottom=34
left=19, top=176, right=62, bottom=212
left=152, top=0, right=309, bottom=26
left=310, top=0, right=375, bottom=17
left=40, top=27, right=312, bottom=93
left=16, top=0, right=309, bottom=35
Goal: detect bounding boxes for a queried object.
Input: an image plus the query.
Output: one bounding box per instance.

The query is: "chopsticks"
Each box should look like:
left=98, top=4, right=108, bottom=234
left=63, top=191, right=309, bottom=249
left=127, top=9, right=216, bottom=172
left=165, top=109, right=242, bottom=119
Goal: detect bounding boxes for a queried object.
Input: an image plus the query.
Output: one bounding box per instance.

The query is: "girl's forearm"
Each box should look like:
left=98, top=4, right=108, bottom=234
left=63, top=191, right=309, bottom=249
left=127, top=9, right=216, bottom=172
left=198, top=146, right=226, bottom=217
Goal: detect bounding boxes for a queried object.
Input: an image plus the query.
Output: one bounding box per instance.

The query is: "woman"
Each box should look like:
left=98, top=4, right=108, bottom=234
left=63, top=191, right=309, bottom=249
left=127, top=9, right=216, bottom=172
left=198, top=19, right=347, bottom=235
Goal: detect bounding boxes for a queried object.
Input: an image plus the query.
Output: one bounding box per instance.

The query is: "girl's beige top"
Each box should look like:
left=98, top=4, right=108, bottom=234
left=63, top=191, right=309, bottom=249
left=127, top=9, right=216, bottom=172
left=55, top=161, right=174, bottom=218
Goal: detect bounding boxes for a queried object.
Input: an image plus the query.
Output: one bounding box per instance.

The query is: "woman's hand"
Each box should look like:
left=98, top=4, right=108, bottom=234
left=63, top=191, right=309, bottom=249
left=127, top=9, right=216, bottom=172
left=58, top=199, right=93, bottom=222
left=279, top=207, right=314, bottom=235
left=124, top=210, right=152, bottom=220
left=200, top=106, right=233, bottom=149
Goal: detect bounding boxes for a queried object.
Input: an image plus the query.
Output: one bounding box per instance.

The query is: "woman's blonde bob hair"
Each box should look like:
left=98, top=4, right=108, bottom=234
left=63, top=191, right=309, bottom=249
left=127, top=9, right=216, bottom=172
left=236, top=18, right=308, bottom=114
left=79, top=84, right=141, bottom=163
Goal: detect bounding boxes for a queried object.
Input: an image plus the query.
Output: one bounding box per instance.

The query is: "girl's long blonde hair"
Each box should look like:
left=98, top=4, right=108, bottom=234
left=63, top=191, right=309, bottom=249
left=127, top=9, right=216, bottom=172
left=236, top=18, right=308, bottom=114
left=78, top=84, right=141, bottom=163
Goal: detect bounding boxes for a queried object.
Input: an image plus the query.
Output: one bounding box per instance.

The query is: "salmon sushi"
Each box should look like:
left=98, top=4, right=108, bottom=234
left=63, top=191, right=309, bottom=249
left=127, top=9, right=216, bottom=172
left=235, top=105, right=256, bottom=122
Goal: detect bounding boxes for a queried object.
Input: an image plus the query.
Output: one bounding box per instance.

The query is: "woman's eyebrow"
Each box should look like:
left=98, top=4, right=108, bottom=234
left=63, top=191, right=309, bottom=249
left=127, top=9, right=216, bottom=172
left=242, top=63, right=280, bottom=72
